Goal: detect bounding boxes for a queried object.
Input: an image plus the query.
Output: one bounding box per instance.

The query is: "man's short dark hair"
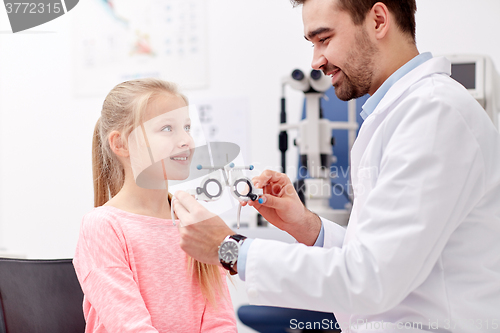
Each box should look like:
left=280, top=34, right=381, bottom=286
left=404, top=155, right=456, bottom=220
left=291, top=0, right=417, bottom=42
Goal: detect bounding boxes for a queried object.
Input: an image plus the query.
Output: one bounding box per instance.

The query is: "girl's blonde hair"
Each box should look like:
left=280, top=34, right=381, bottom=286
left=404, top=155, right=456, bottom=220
left=92, top=78, right=226, bottom=306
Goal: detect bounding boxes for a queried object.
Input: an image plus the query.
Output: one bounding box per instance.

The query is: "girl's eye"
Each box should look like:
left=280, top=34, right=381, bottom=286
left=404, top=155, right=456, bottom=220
left=184, top=125, right=191, bottom=132
left=161, top=125, right=172, bottom=132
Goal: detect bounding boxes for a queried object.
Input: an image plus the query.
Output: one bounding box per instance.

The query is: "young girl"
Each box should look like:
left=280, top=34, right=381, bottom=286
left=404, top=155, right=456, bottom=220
left=73, top=78, right=237, bottom=333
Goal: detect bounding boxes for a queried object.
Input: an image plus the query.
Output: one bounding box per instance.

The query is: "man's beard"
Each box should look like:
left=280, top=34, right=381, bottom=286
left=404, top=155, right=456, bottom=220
left=328, top=28, right=378, bottom=101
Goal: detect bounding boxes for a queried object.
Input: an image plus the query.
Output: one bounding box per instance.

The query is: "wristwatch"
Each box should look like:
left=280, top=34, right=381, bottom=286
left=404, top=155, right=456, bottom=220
left=218, top=234, right=247, bottom=275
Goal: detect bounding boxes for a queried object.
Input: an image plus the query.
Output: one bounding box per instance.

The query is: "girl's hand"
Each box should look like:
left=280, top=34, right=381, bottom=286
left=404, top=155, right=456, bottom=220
left=173, top=190, right=233, bottom=266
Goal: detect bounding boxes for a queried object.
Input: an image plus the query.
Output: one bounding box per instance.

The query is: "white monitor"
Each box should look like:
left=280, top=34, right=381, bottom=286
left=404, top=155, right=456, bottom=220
left=445, top=54, right=499, bottom=129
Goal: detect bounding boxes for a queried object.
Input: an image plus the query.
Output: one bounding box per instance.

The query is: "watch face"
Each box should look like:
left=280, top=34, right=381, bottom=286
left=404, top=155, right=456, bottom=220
left=219, top=240, right=239, bottom=263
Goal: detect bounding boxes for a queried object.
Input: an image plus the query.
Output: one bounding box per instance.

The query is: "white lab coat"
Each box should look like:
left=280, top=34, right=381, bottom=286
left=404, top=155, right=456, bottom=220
left=245, top=56, right=500, bottom=333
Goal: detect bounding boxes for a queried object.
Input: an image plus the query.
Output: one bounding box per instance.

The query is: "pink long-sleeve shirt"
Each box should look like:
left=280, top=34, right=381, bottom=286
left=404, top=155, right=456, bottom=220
left=73, top=206, right=237, bottom=333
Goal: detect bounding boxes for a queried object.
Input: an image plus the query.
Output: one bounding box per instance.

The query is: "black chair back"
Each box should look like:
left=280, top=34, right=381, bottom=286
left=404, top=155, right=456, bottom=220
left=0, top=258, right=85, bottom=333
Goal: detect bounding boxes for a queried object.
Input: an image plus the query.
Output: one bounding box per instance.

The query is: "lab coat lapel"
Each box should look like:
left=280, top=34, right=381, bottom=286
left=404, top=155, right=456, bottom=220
left=353, top=56, right=451, bottom=158
left=345, top=56, right=451, bottom=246
left=351, top=56, right=451, bottom=186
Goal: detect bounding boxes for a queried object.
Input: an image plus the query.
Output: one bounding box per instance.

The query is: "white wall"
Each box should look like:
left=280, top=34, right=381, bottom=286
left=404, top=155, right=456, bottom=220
left=0, top=0, right=499, bottom=330
left=416, top=0, right=500, bottom=64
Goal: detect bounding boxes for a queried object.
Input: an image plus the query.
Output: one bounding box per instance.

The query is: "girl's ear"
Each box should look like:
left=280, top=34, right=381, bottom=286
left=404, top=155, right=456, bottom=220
left=108, top=131, right=130, bottom=157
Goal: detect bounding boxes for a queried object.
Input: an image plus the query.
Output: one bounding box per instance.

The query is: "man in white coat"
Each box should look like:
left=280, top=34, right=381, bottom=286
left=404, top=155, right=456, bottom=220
left=172, top=0, right=500, bottom=332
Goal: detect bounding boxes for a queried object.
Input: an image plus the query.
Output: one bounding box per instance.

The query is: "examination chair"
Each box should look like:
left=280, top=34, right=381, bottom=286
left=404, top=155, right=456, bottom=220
left=0, top=258, right=85, bottom=333
left=238, top=305, right=340, bottom=333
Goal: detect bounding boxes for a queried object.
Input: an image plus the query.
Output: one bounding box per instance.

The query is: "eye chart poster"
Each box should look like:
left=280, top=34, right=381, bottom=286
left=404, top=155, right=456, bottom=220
left=72, top=0, right=208, bottom=97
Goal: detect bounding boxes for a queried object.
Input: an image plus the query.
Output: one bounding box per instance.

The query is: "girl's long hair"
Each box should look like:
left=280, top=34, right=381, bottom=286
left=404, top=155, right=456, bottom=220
left=92, top=78, right=226, bottom=306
